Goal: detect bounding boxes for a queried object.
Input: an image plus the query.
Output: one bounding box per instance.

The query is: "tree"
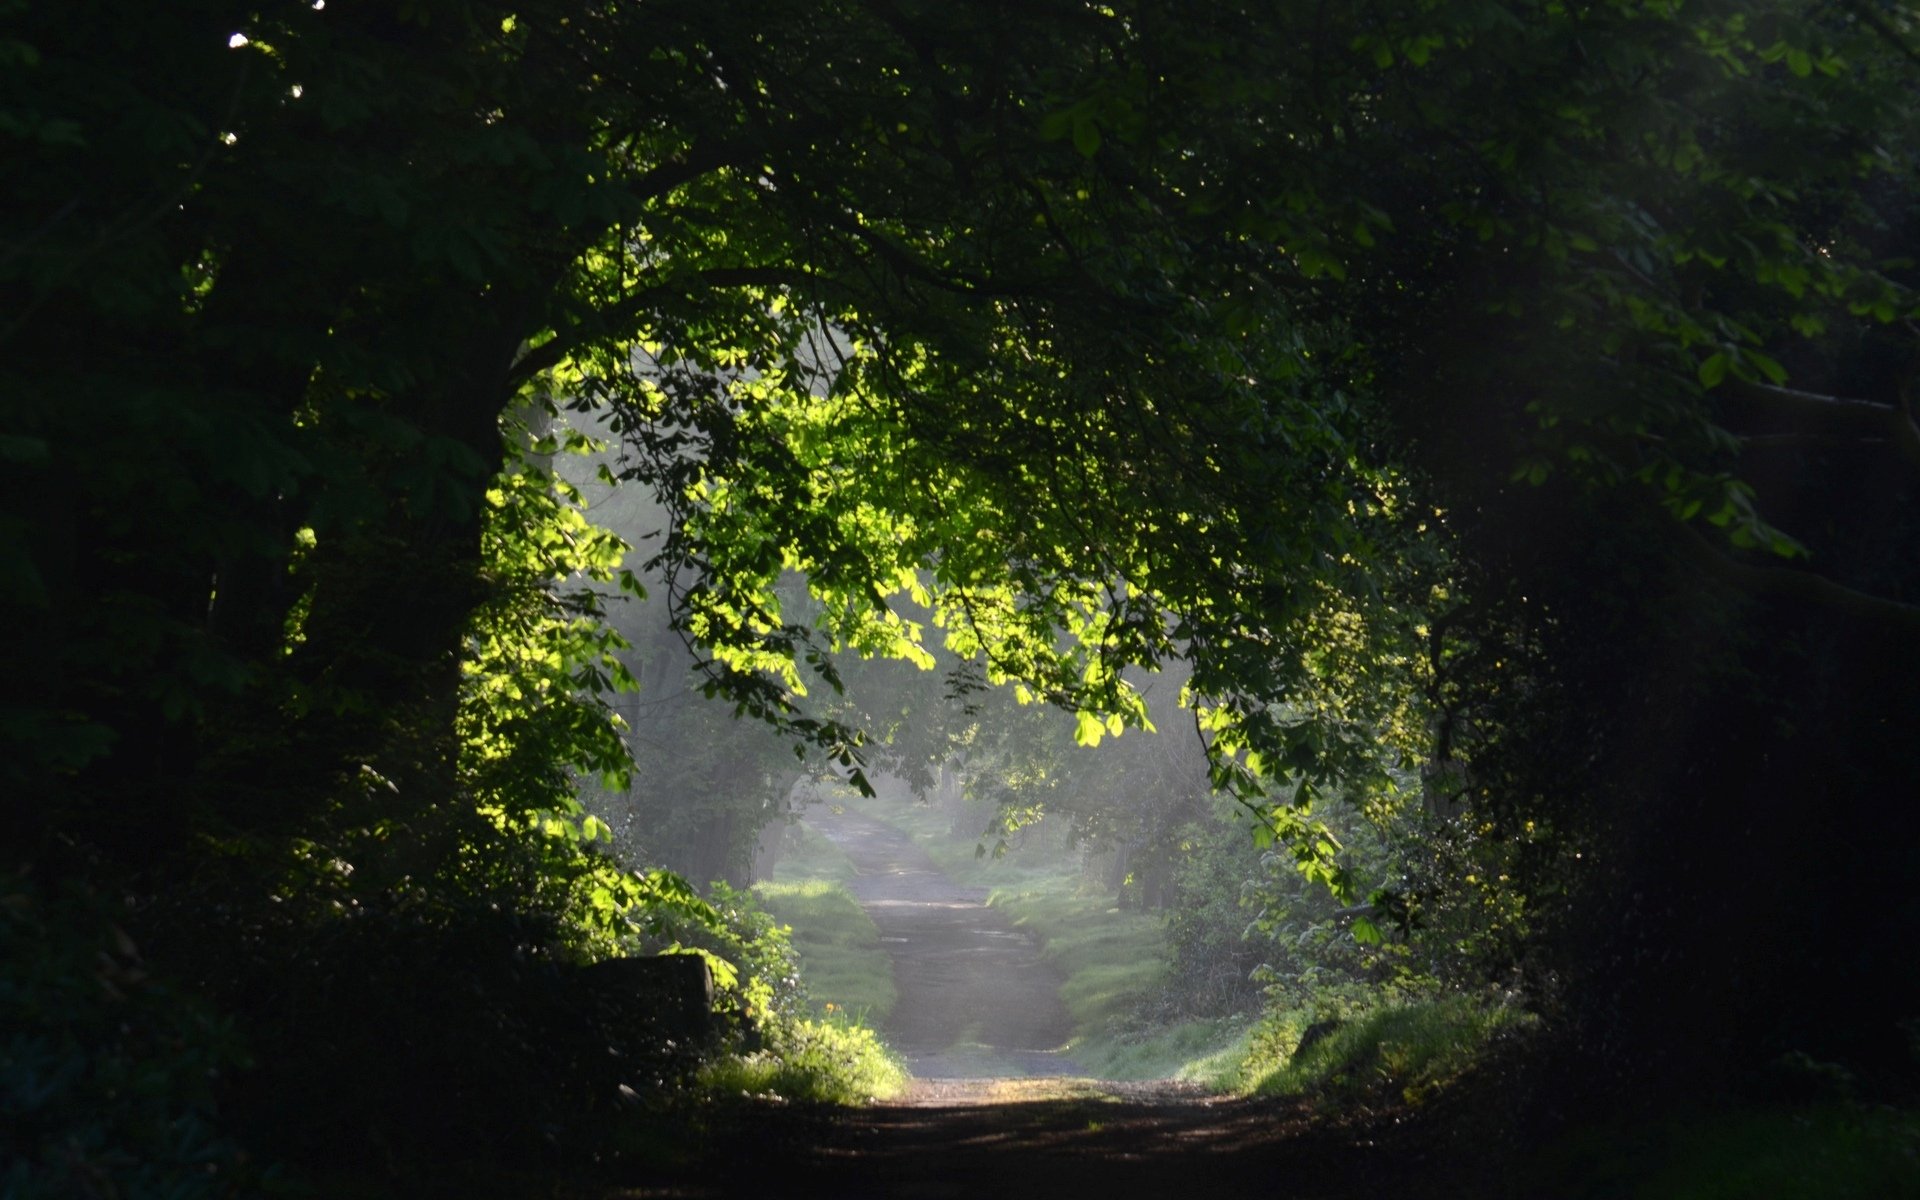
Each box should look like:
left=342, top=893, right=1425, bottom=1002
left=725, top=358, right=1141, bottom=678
left=7, top=0, right=1919, bottom=1138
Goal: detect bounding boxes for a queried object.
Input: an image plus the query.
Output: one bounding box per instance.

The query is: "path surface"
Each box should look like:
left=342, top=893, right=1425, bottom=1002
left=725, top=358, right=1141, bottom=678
left=802, top=804, right=1077, bottom=1081
left=600, top=1089, right=1467, bottom=1200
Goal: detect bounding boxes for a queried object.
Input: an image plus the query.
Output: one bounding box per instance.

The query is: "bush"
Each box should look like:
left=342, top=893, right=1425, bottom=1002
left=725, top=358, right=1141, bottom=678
left=0, top=875, right=261, bottom=1200
left=699, top=1013, right=907, bottom=1105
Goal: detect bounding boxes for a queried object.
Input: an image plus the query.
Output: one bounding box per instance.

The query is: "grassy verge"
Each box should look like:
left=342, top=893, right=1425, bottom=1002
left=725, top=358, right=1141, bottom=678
left=753, top=878, right=896, bottom=1025
left=838, top=790, right=1250, bottom=1080
left=1206, top=992, right=1538, bottom=1105
left=767, top=817, right=860, bottom=885
left=698, top=1015, right=908, bottom=1104
left=1529, top=1103, right=1920, bottom=1199
left=677, top=818, right=906, bottom=1103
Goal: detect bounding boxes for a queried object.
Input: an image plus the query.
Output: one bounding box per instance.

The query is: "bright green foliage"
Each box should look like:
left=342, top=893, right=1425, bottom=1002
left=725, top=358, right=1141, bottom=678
left=1219, top=993, right=1537, bottom=1107
left=698, top=1014, right=908, bottom=1106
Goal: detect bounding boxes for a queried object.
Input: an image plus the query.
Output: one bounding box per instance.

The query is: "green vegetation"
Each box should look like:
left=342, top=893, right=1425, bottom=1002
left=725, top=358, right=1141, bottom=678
left=8, top=0, right=1920, bottom=1190
left=753, top=879, right=897, bottom=1025
left=1531, top=1105, right=1920, bottom=1200
left=699, top=1015, right=907, bottom=1106
left=1212, top=993, right=1538, bottom=1106
left=0, top=877, right=257, bottom=1200
left=767, top=820, right=863, bottom=888
left=841, top=792, right=1249, bottom=1081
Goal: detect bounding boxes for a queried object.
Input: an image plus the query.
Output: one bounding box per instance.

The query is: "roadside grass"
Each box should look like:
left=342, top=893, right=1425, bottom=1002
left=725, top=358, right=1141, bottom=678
left=1210, top=992, right=1538, bottom=1105
left=1528, top=1104, right=1920, bottom=1199
left=753, top=878, right=896, bottom=1025
left=1073, top=1015, right=1255, bottom=1081
left=724, top=813, right=903, bottom=1103
left=767, top=818, right=859, bottom=885
left=699, top=1015, right=908, bottom=1104
left=984, top=879, right=1163, bottom=1037
left=836, top=790, right=1250, bottom=1080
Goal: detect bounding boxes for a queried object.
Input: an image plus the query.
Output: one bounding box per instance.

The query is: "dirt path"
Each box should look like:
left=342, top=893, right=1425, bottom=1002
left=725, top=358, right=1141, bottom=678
left=600, top=1089, right=1464, bottom=1200
left=802, top=804, right=1077, bottom=1081
left=581, top=808, right=1482, bottom=1199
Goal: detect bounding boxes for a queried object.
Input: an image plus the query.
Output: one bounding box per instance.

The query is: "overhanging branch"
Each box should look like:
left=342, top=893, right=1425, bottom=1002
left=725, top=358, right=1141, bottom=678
left=508, top=265, right=823, bottom=388
left=1675, top=523, right=1920, bottom=639
left=1725, top=378, right=1920, bottom=473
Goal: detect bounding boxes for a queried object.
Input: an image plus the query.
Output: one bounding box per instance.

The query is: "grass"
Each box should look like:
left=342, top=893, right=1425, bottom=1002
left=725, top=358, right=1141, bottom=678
left=1529, top=1104, right=1920, bottom=1199
left=836, top=789, right=1250, bottom=1080
left=698, top=1014, right=908, bottom=1104
left=1208, top=992, right=1538, bottom=1104
left=766, top=818, right=860, bottom=886
left=753, top=878, right=896, bottom=1024
left=834, top=791, right=1547, bottom=1097
left=984, top=879, right=1164, bottom=1036
left=725, top=816, right=903, bottom=1103
left=1072, top=1015, right=1256, bottom=1081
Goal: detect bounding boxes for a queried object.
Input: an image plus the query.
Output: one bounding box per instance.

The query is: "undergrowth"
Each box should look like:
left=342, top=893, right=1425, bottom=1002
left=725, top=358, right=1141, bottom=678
left=1529, top=1103, right=1920, bottom=1199
left=699, top=1014, right=907, bottom=1104
left=753, top=879, right=897, bottom=1024
left=1213, top=992, right=1537, bottom=1105
left=1, top=877, right=264, bottom=1200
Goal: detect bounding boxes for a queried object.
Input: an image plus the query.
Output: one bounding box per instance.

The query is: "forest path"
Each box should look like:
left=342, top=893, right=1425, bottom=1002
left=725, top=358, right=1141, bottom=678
left=801, top=803, right=1078, bottom=1081
left=591, top=809, right=1468, bottom=1199
left=605, top=1090, right=1456, bottom=1200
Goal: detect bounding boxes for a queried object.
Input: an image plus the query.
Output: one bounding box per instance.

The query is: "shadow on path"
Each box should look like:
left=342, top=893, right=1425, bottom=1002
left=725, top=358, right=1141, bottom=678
left=608, top=1090, right=1463, bottom=1200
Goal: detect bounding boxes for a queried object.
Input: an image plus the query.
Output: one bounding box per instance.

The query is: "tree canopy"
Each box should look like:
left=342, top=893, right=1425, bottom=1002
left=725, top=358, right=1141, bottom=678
left=5, top=0, right=1920, bottom=1183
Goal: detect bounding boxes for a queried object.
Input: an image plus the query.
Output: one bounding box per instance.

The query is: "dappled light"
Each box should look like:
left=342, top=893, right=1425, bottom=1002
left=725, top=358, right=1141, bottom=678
left=7, top=1, right=1920, bottom=1197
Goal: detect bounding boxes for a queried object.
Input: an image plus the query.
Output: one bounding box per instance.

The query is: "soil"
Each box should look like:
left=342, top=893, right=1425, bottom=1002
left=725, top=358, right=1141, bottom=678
left=601, top=1089, right=1474, bottom=1200
left=803, top=803, right=1078, bottom=1084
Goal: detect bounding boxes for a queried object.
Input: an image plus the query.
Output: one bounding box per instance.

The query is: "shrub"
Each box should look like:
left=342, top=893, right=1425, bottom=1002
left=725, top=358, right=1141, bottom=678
left=699, top=1013, right=907, bottom=1105
left=0, top=875, right=261, bottom=1200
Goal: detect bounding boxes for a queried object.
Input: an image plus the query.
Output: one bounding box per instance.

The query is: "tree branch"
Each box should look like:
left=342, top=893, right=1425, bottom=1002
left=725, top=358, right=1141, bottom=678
left=1675, top=522, right=1920, bottom=640
left=1724, top=378, right=1920, bottom=473
left=507, top=265, right=822, bottom=387
left=1844, top=0, right=1920, bottom=73
left=625, top=138, right=762, bottom=206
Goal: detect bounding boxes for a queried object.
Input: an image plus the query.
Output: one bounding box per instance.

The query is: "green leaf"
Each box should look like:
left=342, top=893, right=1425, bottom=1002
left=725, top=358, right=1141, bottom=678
left=1071, top=116, right=1101, bottom=158
left=1073, top=709, right=1105, bottom=747
left=1745, top=351, right=1788, bottom=385
left=1698, top=352, right=1730, bottom=388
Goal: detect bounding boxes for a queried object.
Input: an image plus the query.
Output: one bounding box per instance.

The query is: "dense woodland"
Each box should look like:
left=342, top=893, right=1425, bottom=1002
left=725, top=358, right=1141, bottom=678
left=5, top=0, right=1920, bottom=1194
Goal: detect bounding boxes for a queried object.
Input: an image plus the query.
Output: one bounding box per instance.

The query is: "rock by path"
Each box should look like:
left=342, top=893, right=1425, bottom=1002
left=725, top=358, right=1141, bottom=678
left=802, top=804, right=1077, bottom=1080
